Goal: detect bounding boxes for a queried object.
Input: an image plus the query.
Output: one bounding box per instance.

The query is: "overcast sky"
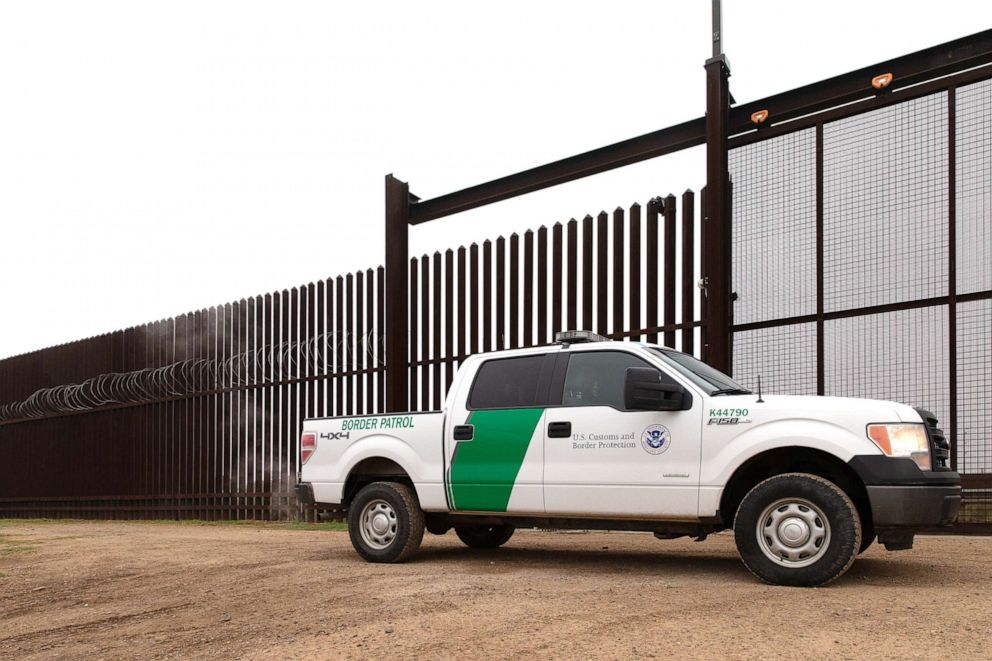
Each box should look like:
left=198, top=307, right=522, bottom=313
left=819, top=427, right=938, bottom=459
left=1, top=1, right=988, bottom=359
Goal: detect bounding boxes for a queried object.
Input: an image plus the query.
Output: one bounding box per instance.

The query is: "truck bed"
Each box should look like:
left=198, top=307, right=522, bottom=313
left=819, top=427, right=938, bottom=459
left=301, top=411, right=447, bottom=510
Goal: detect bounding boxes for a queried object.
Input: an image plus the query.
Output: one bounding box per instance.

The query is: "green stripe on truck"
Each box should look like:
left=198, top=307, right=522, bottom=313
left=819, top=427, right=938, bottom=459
left=449, top=408, right=545, bottom=512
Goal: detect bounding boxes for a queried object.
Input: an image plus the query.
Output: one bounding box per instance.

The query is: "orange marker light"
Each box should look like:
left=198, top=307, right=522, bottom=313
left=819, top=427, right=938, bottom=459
left=751, top=109, right=769, bottom=125
left=872, top=73, right=893, bottom=90
left=867, top=425, right=891, bottom=454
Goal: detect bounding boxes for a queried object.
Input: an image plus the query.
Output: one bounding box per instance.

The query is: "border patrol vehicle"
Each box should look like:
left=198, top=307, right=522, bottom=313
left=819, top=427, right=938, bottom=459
left=296, top=331, right=960, bottom=586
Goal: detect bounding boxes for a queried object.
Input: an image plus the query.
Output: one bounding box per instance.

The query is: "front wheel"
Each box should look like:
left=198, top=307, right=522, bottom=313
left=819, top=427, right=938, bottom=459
left=347, top=481, right=424, bottom=563
left=454, top=524, right=515, bottom=549
left=734, top=473, right=861, bottom=587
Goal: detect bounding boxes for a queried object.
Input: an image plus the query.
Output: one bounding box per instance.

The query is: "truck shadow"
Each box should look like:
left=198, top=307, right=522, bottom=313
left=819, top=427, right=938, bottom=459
left=393, top=542, right=948, bottom=587
left=416, top=543, right=751, bottom=581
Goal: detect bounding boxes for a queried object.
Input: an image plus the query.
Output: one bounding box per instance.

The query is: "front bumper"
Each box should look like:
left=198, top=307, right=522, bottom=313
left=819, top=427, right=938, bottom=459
left=849, top=454, right=962, bottom=529
left=295, top=481, right=315, bottom=505
left=865, top=485, right=961, bottom=527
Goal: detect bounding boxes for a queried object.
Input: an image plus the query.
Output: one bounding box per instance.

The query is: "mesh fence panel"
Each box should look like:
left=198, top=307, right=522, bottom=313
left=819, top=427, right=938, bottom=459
left=957, top=78, right=992, bottom=295
left=957, top=299, right=992, bottom=474
left=729, top=129, right=817, bottom=325
left=732, top=323, right=817, bottom=395
left=730, top=74, right=991, bottom=529
left=823, top=93, right=948, bottom=313
left=824, top=306, right=949, bottom=429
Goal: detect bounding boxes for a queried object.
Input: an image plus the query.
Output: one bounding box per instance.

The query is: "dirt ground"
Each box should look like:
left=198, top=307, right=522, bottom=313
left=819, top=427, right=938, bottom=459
left=1, top=521, right=990, bottom=660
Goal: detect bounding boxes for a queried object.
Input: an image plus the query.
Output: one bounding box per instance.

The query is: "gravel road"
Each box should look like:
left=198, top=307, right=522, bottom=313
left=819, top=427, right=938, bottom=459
left=1, top=521, right=989, bottom=660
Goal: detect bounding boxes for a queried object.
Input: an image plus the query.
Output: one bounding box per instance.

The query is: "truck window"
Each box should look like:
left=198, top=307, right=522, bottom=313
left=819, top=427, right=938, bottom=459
left=468, top=354, right=547, bottom=409
left=562, top=351, right=669, bottom=410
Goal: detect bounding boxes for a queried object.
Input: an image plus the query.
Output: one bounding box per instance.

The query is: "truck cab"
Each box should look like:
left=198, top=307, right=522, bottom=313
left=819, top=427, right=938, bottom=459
left=297, top=331, right=960, bottom=587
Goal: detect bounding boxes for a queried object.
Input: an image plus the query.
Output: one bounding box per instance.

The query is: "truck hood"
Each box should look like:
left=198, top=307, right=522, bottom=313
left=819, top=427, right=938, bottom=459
left=706, top=394, right=924, bottom=425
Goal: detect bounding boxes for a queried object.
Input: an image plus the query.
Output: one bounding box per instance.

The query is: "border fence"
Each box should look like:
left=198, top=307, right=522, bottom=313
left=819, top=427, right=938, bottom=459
left=0, top=195, right=701, bottom=520
left=1, top=29, right=991, bottom=531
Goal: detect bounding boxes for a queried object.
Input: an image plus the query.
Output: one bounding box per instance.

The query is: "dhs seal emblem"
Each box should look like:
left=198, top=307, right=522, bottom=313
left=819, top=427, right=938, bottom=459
left=641, top=424, right=671, bottom=455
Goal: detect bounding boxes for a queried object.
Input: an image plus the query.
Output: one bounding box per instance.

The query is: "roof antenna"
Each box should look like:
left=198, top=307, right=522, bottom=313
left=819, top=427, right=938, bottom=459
left=756, top=375, right=765, bottom=404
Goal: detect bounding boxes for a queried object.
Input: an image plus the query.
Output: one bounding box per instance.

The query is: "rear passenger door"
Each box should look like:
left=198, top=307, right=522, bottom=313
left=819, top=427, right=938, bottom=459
left=444, top=352, right=557, bottom=514
left=543, top=349, right=702, bottom=518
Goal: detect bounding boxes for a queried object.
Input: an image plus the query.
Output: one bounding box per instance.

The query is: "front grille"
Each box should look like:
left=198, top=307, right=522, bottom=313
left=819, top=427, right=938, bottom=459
left=914, top=407, right=951, bottom=471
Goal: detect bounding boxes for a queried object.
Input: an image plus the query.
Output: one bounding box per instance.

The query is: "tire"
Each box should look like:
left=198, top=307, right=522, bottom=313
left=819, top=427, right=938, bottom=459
left=733, top=473, right=861, bottom=587
left=454, top=524, right=515, bottom=549
left=347, top=481, right=425, bottom=563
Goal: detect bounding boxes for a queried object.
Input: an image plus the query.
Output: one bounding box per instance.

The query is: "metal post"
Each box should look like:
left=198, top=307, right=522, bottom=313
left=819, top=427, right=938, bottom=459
left=711, top=0, right=722, bottom=59
left=384, top=174, right=410, bottom=412
left=703, top=0, right=732, bottom=374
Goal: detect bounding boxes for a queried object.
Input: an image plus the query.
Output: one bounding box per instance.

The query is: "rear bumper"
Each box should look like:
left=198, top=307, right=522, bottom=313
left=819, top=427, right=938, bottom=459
left=865, top=484, right=961, bottom=528
left=295, top=482, right=315, bottom=505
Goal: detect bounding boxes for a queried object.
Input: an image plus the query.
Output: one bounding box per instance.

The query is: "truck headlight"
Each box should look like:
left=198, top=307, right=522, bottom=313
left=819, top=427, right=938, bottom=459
left=867, top=424, right=930, bottom=470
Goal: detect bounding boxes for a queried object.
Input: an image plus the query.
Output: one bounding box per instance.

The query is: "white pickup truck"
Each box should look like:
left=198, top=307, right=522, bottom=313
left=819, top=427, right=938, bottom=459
left=296, top=331, right=960, bottom=586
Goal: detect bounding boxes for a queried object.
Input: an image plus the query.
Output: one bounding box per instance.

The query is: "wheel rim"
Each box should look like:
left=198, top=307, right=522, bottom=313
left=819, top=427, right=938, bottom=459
left=359, top=499, right=398, bottom=550
left=756, top=498, right=831, bottom=568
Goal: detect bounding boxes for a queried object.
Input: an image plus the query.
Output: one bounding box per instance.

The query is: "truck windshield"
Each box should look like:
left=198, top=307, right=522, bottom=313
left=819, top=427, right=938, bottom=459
left=647, top=348, right=751, bottom=396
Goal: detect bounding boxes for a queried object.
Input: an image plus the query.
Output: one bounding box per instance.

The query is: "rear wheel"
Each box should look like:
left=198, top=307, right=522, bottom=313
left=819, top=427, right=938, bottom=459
left=733, top=473, right=861, bottom=587
left=454, top=524, right=515, bottom=549
left=347, top=481, right=424, bottom=563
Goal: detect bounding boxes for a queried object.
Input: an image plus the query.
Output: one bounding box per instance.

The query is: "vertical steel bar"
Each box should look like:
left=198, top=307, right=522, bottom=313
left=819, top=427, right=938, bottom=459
left=646, top=199, right=660, bottom=344
left=432, top=253, right=442, bottom=409
left=629, top=203, right=641, bottom=340
left=366, top=268, right=376, bottom=414
left=316, top=281, right=325, bottom=419
left=290, top=288, right=300, bottom=517
left=664, top=194, right=678, bottom=348
left=421, top=256, right=430, bottom=410
left=263, top=295, right=273, bottom=515
left=335, top=277, right=344, bottom=416
left=346, top=274, right=354, bottom=416
left=537, top=226, right=548, bottom=345
left=509, top=235, right=519, bottom=348
left=567, top=219, right=577, bottom=330
left=470, top=243, right=480, bottom=356
left=496, top=238, right=506, bottom=351
left=681, top=191, right=696, bottom=355
left=279, top=291, right=289, bottom=517
left=523, top=230, right=534, bottom=347
left=356, top=273, right=365, bottom=414
left=552, top=223, right=563, bottom=336
left=483, top=241, right=493, bottom=352
left=409, top=257, right=419, bottom=411
left=457, top=246, right=467, bottom=363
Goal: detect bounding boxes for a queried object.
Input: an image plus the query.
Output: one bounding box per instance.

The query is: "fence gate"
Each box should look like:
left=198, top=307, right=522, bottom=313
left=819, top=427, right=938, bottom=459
left=728, top=68, right=992, bottom=532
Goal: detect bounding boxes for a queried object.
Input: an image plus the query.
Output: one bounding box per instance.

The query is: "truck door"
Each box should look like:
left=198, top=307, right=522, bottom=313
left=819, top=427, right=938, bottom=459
left=444, top=351, right=557, bottom=514
left=543, top=349, right=702, bottom=518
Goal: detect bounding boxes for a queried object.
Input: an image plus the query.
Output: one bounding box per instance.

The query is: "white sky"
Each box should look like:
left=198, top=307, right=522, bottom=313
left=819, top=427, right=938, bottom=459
left=1, top=1, right=988, bottom=359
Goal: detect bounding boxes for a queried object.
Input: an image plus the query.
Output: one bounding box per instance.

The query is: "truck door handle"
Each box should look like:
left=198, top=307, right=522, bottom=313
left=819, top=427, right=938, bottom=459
left=453, top=424, right=474, bottom=441
left=547, top=421, right=571, bottom=438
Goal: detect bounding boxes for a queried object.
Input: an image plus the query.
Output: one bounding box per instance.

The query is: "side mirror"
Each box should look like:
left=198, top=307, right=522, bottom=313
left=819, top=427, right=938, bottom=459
left=623, top=367, right=690, bottom=411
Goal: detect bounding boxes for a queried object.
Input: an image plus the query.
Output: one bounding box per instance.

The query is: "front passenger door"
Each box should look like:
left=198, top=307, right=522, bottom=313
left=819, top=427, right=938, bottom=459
left=543, top=350, right=702, bottom=519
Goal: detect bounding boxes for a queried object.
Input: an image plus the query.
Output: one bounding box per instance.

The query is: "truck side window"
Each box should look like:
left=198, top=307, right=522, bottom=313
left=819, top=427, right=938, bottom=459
left=468, top=354, right=547, bottom=409
left=562, top=351, right=669, bottom=410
